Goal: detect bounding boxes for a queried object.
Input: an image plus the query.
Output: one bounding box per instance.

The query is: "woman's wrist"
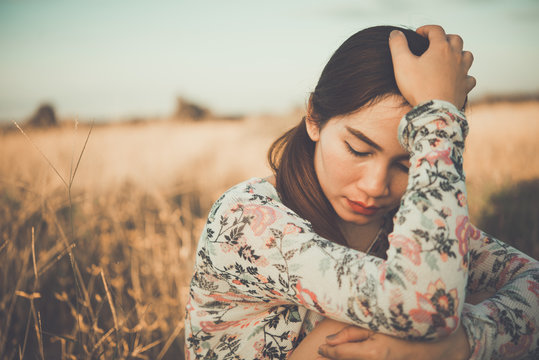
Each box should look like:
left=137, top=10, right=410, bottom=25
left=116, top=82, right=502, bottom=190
left=398, top=99, right=468, bottom=154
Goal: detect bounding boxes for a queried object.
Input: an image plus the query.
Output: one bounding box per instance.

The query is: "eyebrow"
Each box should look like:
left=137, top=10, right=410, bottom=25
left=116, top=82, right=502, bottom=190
left=345, top=125, right=410, bottom=162
left=345, top=126, right=382, bottom=151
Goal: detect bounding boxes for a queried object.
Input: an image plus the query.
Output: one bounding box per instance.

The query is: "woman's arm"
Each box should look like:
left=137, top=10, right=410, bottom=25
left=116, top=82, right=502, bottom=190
left=289, top=233, right=538, bottom=360
left=290, top=318, right=470, bottom=360
left=461, top=230, right=539, bottom=359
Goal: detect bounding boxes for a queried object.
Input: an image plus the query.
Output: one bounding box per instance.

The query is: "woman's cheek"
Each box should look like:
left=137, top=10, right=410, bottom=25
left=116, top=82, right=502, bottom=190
left=392, top=171, right=409, bottom=199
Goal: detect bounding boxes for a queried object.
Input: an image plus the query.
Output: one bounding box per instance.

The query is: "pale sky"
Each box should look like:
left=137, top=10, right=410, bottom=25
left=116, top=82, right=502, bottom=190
left=1, top=0, right=538, bottom=122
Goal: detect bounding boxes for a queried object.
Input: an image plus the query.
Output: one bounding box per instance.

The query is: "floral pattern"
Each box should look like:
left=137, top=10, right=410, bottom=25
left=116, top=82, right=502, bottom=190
left=185, top=100, right=539, bottom=359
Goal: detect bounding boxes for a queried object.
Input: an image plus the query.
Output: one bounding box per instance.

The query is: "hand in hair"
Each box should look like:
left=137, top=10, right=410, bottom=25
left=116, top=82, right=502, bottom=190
left=389, top=25, right=475, bottom=109
left=316, top=323, right=470, bottom=360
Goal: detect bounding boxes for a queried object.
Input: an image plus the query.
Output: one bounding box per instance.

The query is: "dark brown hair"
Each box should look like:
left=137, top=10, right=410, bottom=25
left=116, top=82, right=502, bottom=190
left=268, top=25, right=429, bottom=245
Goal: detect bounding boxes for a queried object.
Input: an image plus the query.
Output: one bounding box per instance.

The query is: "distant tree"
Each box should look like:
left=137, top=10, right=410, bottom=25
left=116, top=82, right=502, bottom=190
left=174, top=97, right=210, bottom=121
left=27, top=103, right=58, bottom=127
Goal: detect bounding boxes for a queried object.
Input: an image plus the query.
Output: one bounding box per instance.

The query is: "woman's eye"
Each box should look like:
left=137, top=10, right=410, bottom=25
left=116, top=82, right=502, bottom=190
left=345, top=142, right=372, bottom=157
left=396, top=162, right=410, bottom=173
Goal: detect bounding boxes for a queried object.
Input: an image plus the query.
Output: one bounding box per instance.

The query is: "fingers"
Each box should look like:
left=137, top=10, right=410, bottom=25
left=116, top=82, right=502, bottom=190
left=319, top=342, right=389, bottom=360
left=416, top=24, right=447, bottom=43
left=446, top=34, right=463, bottom=51
left=465, top=75, right=477, bottom=93
left=325, top=326, right=372, bottom=345
left=417, top=26, right=475, bottom=97
left=462, top=50, right=474, bottom=72
left=319, top=343, right=366, bottom=360
left=389, top=29, right=414, bottom=61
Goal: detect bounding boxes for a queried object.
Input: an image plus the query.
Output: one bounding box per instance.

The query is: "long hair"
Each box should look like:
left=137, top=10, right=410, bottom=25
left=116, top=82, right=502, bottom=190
left=268, top=25, right=429, bottom=245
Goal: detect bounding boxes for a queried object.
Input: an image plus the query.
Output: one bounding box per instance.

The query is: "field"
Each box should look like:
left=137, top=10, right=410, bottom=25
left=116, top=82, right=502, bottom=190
left=1, top=101, right=538, bottom=359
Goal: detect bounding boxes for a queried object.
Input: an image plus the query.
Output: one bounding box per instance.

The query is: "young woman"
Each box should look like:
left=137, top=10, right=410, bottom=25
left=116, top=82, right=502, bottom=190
left=184, top=25, right=538, bottom=360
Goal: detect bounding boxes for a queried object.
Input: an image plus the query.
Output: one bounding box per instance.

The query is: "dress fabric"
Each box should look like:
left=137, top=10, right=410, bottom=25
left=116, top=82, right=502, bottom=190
left=185, top=100, right=539, bottom=360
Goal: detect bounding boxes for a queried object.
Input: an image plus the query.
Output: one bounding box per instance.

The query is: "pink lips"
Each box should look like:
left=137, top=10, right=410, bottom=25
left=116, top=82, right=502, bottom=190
left=346, top=199, right=379, bottom=216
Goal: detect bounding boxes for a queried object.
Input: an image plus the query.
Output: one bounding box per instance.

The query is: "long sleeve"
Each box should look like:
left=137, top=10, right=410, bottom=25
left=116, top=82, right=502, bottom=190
left=188, top=99, right=470, bottom=349
left=460, top=228, right=539, bottom=359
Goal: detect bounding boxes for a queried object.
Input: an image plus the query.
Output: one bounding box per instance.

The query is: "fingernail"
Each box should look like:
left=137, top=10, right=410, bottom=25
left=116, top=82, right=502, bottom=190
left=390, top=30, right=403, bottom=39
left=326, top=333, right=336, bottom=340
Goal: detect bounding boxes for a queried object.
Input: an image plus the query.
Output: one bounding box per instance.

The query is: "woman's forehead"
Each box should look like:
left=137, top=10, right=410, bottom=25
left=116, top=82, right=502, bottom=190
left=334, top=96, right=411, bottom=130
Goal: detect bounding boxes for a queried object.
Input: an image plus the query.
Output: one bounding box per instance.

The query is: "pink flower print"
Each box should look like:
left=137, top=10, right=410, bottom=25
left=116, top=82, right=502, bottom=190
left=253, top=339, right=270, bottom=359
left=243, top=205, right=279, bottom=236
left=434, top=218, right=446, bottom=228
left=379, top=263, right=387, bottom=289
left=455, top=190, right=466, bottom=207
left=256, top=274, right=269, bottom=283
left=253, top=255, right=269, bottom=267
left=416, top=147, right=452, bottom=168
left=500, top=334, right=533, bottom=359
left=441, top=206, right=452, bottom=217
left=196, top=310, right=208, bottom=317
left=434, top=119, right=448, bottom=129
left=409, top=279, right=460, bottom=336
left=404, top=268, right=418, bottom=285
left=497, top=256, right=530, bottom=290
left=528, top=280, right=539, bottom=303
left=499, top=312, right=535, bottom=358
left=455, top=216, right=480, bottom=258
left=220, top=242, right=234, bottom=253
left=283, top=222, right=302, bottom=236
left=265, top=236, right=276, bottom=248
left=390, top=235, right=422, bottom=266
left=443, top=110, right=456, bottom=121
left=200, top=320, right=241, bottom=333
left=295, top=280, right=324, bottom=314
left=390, top=288, right=404, bottom=306
left=253, top=339, right=264, bottom=351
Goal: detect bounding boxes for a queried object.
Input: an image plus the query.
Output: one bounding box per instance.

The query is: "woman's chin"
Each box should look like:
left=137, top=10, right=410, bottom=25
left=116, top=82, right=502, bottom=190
left=337, top=209, right=384, bottom=226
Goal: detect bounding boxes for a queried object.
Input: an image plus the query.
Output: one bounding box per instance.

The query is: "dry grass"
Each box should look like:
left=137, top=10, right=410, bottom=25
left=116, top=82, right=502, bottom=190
left=0, top=102, right=537, bottom=358
left=464, top=101, right=539, bottom=217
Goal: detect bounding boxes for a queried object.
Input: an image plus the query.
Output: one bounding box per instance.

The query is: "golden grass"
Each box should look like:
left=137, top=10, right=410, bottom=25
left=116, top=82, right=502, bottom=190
left=0, top=102, right=537, bottom=358
left=464, top=101, right=539, bottom=217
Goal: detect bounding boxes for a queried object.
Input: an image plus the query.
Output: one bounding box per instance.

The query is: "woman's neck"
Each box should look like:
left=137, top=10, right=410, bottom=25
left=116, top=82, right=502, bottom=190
left=339, top=219, right=384, bottom=253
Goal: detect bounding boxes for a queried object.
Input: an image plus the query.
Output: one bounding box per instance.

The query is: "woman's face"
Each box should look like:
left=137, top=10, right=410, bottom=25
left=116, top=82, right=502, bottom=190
left=306, top=95, right=411, bottom=228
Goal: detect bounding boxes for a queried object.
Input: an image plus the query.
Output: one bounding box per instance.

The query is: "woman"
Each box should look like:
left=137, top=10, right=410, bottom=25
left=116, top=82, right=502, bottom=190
left=184, top=25, right=538, bottom=359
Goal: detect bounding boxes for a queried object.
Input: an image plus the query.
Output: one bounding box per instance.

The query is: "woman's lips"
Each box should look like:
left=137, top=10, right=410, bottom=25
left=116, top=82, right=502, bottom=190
left=346, top=199, right=379, bottom=216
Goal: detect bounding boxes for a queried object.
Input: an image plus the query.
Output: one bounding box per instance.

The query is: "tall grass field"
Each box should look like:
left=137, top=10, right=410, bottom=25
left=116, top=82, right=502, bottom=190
left=1, top=101, right=538, bottom=359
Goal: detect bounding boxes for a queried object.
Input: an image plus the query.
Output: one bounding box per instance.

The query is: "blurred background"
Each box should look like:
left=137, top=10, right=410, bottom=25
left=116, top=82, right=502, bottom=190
left=1, top=0, right=538, bottom=359
left=1, top=0, right=539, bottom=122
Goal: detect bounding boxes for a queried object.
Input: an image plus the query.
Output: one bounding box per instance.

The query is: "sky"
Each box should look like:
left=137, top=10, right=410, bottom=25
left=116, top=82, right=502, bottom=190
left=1, top=0, right=538, bottom=122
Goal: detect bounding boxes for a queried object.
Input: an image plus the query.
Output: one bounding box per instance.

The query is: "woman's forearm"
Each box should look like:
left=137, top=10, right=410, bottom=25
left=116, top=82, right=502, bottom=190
left=291, top=318, right=471, bottom=360
left=462, top=230, right=539, bottom=359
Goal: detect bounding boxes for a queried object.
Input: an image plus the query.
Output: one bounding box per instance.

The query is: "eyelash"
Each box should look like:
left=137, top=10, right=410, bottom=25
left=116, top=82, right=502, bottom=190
left=396, top=163, right=410, bottom=173
left=346, top=142, right=409, bottom=173
left=345, top=142, right=371, bottom=157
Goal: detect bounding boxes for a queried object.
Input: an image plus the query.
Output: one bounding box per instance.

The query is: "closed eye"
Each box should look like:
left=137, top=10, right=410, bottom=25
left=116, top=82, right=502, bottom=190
left=345, top=142, right=372, bottom=158
left=395, top=162, right=410, bottom=173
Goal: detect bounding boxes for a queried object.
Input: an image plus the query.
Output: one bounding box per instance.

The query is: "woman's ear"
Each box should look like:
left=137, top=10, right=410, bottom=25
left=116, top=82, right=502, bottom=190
left=305, top=118, right=320, bottom=142
left=305, top=94, right=320, bottom=142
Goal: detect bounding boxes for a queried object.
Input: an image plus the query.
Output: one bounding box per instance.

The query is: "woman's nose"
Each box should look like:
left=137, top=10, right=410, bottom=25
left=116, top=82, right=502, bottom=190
left=358, top=163, right=390, bottom=198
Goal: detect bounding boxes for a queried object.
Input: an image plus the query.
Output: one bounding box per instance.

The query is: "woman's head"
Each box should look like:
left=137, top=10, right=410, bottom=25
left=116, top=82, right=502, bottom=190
left=268, top=25, right=429, bottom=245
left=309, top=25, right=428, bottom=129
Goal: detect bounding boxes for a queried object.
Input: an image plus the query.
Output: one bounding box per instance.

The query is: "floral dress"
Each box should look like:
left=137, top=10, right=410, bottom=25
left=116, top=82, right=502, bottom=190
left=185, top=100, right=539, bottom=360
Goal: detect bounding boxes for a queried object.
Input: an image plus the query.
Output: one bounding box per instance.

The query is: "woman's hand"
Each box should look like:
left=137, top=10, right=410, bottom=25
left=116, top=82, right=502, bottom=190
left=316, top=324, right=471, bottom=360
left=389, top=25, right=475, bottom=109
